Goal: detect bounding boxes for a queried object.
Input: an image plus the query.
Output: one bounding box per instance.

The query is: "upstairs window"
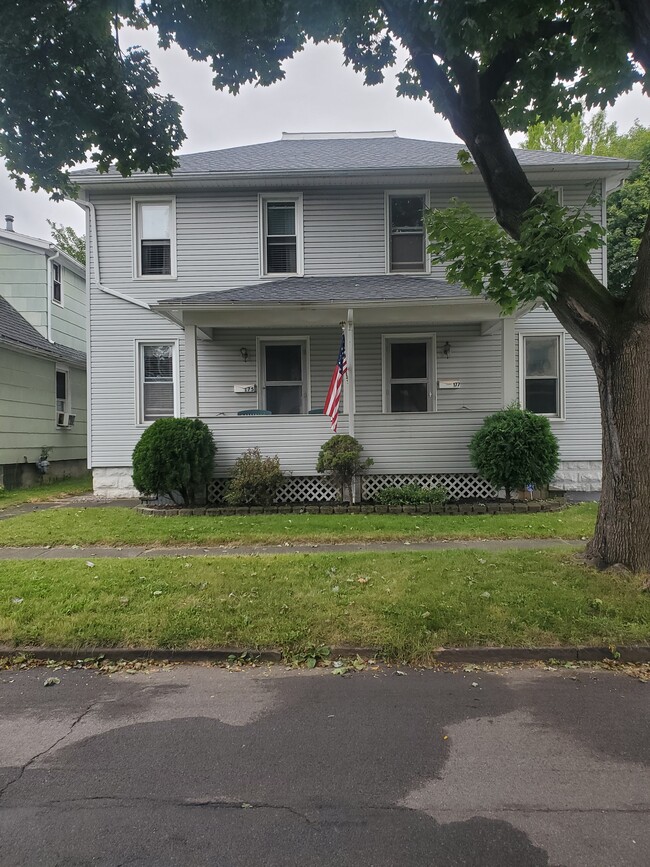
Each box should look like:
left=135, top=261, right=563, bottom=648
left=388, top=194, right=426, bottom=272
left=51, top=261, right=62, bottom=305
left=522, top=335, right=564, bottom=417
left=261, top=196, right=303, bottom=275
left=138, top=343, right=177, bottom=423
left=134, top=199, right=175, bottom=277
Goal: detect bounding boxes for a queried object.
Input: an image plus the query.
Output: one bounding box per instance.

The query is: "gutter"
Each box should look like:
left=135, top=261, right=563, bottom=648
left=73, top=199, right=151, bottom=311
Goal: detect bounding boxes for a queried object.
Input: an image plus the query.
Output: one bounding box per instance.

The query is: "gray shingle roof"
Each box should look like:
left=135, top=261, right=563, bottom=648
left=0, top=295, right=86, bottom=367
left=73, top=135, right=631, bottom=179
left=157, top=275, right=472, bottom=307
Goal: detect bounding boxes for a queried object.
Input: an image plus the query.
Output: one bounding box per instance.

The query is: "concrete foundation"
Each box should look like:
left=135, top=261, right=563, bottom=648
left=0, top=459, right=87, bottom=491
left=93, top=466, right=139, bottom=498
left=552, top=460, right=602, bottom=492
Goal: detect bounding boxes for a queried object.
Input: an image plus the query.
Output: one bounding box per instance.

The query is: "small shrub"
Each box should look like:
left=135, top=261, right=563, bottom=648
left=132, top=418, right=215, bottom=506
left=469, top=407, right=559, bottom=500
left=224, top=448, right=284, bottom=506
left=316, top=435, right=373, bottom=502
left=375, top=483, right=448, bottom=506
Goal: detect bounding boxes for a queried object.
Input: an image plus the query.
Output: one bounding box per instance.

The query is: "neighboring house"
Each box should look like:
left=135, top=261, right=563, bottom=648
left=73, top=132, right=635, bottom=501
left=0, top=218, right=87, bottom=489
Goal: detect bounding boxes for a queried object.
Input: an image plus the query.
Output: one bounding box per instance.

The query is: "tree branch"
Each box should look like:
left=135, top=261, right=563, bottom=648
left=479, top=19, right=573, bottom=102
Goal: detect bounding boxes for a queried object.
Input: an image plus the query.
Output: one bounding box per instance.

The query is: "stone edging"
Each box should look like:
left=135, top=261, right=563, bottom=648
left=0, top=645, right=648, bottom=664
left=136, top=499, right=566, bottom=517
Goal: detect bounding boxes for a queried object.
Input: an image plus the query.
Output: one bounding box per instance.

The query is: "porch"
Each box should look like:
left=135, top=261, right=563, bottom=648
left=153, top=276, right=520, bottom=501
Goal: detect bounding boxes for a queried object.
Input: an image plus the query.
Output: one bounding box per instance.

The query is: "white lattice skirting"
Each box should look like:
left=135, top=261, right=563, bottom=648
left=207, top=473, right=495, bottom=504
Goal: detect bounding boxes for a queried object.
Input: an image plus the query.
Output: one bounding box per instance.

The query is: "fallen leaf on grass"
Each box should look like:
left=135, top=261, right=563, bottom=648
left=85, top=561, right=95, bottom=568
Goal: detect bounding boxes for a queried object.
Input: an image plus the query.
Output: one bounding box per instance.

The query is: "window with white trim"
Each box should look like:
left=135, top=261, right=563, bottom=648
left=383, top=336, right=435, bottom=413
left=261, top=197, right=302, bottom=275
left=134, top=200, right=175, bottom=277
left=388, top=194, right=426, bottom=272
left=138, top=343, right=176, bottom=422
left=260, top=340, right=308, bottom=414
left=522, top=335, right=563, bottom=416
left=52, top=261, right=62, bottom=305
left=55, top=367, right=69, bottom=415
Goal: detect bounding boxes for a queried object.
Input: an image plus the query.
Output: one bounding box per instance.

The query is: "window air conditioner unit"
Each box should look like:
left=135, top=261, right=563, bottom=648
left=66, top=413, right=76, bottom=427
left=56, top=412, right=76, bottom=427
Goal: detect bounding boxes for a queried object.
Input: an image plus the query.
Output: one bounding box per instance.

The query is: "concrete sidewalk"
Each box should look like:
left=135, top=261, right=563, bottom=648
left=0, top=537, right=583, bottom=560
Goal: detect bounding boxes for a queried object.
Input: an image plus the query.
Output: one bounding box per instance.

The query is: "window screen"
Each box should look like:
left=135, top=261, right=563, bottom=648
left=141, top=344, right=174, bottom=421
left=265, top=201, right=297, bottom=273
left=389, top=196, right=426, bottom=272
left=138, top=203, right=172, bottom=275
left=56, top=369, right=68, bottom=413
left=52, top=262, right=62, bottom=304
left=388, top=340, right=431, bottom=412
left=523, top=336, right=560, bottom=415
left=263, top=343, right=304, bottom=414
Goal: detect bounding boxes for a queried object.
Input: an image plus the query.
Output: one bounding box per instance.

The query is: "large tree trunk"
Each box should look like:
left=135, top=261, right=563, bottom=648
left=587, top=321, right=650, bottom=571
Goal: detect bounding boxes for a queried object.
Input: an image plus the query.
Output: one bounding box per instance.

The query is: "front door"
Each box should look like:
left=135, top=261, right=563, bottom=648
left=261, top=341, right=307, bottom=414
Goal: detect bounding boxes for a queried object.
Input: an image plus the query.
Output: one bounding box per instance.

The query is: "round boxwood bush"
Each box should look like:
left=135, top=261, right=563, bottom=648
left=469, top=407, right=559, bottom=500
left=132, top=418, right=216, bottom=505
left=316, top=434, right=373, bottom=502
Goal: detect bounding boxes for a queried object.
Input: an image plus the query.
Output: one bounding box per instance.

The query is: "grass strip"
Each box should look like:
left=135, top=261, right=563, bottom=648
left=0, top=503, right=597, bottom=548
left=0, top=475, right=92, bottom=510
left=0, top=548, right=647, bottom=655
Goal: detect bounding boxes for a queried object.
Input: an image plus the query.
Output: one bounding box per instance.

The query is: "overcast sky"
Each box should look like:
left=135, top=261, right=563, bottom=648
left=2, top=29, right=648, bottom=240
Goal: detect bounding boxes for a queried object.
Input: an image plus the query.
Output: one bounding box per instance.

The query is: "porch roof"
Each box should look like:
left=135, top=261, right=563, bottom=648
left=157, top=275, right=471, bottom=308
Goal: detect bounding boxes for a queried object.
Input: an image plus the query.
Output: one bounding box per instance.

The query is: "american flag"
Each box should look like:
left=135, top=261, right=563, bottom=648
left=324, top=333, right=347, bottom=432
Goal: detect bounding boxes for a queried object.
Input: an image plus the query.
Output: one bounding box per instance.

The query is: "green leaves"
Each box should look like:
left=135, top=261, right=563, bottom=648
left=425, top=191, right=605, bottom=313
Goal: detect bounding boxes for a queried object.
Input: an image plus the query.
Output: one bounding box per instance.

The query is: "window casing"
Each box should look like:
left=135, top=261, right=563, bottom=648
left=387, top=194, right=427, bottom=273
left=260, top=195, right=303, bottom=276
left=258, top=338, right=309, bottom=414
left=133, top=199, right=176, bottom=278
left=52, top=261, right=62, bottom=305
left=521, top=334, right=564, bottom=418
left=55, top=367, right=69, bottom=415
left=137, top=342, right=178, bottom=423
left=382, top=335, right=435, bottom=413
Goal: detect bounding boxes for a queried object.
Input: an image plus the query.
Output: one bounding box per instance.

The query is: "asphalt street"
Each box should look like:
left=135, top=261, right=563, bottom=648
left=0, top=664, right=647, bottom=866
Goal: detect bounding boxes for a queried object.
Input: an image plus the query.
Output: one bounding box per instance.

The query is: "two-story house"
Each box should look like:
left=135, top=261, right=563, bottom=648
left=73, top=132, right=634, bottom=501
left=0, top=217, right=87, bottom=490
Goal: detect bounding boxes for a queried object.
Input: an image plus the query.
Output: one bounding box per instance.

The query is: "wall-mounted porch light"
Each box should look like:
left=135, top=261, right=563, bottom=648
left=443, top=342, right=451, bottom=358
left=240, top=347, right=249, bottom=363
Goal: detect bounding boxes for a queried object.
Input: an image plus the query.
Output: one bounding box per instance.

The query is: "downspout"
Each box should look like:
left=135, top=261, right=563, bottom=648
left=74, top=199, right=151, bottom=311
left=45, top=248, right=61, bottom=342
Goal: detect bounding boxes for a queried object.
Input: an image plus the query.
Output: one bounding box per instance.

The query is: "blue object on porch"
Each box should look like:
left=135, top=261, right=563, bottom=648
left=308, top=407, right=324, bottom=414
left=237, top=409, right=272, bottom=416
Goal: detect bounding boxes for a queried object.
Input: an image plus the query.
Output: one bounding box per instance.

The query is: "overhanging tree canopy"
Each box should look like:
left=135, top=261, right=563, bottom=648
left=2, top=0, right=650, bottom=569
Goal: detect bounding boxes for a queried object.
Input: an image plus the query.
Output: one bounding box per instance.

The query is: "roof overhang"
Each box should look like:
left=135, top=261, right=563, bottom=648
left=152, top=295, right=525, bottom=331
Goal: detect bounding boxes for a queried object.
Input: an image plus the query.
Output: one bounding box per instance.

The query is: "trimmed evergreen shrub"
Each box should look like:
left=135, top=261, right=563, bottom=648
left=132, top=418, right=215, bottom=506
left=375, top=483, right=448, bottom=506
left=224, top=448, right=284, bottom=506
left=316, top=434, right=373, bottom=502
left=469, top=407, right=559, bottom=500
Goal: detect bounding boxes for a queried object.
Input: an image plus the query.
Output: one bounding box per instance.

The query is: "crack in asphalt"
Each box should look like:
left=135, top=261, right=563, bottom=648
left=2, top=794, right=648, bottom=818
left=0, top=700, right=99, bottom=801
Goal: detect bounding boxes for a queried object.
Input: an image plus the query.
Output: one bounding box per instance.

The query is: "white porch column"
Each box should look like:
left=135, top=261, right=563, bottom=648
left=502, top=317, right=517, bottom=407
left=184, top=324, right=199, bottom=417
left=345, top=308, right=356, bottom=438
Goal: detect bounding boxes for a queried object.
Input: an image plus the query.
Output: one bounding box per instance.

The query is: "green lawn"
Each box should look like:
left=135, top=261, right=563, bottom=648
left=0, top=548, right=647, bottom=655
left=0, top=475, right=92, bottom=510
left=0, top=503, right=597, bottom=547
